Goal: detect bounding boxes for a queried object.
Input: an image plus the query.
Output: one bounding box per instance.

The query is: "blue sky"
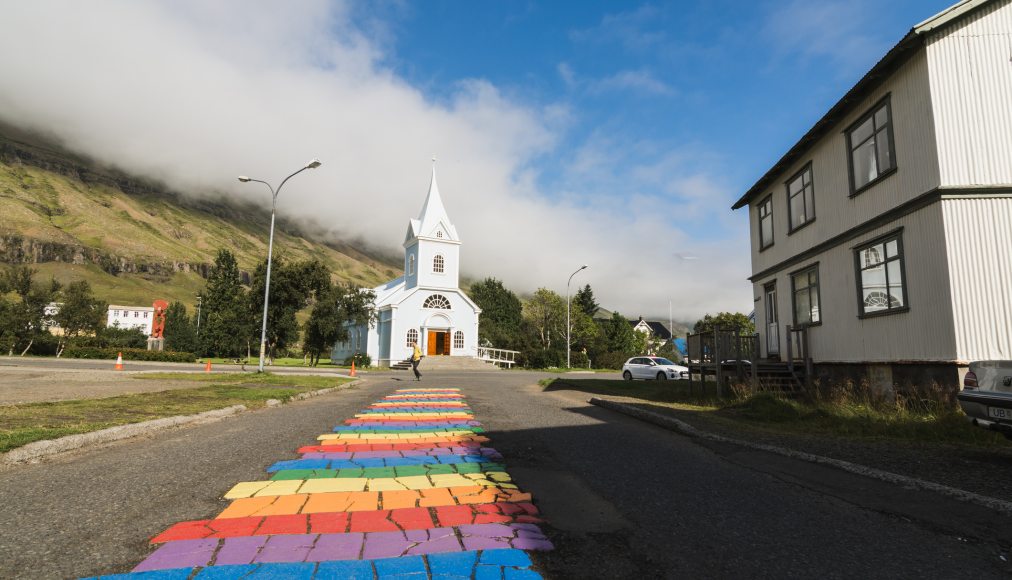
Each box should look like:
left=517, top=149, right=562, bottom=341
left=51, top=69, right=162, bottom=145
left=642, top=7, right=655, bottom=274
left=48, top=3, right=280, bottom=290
left=376, top=0, right=952, bottom=218
left=0, top=0, right=959, bottom=320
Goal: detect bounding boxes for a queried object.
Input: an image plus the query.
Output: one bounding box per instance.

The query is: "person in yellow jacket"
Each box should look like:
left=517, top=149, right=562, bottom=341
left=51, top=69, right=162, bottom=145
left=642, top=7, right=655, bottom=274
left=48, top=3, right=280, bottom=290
left=411, top=341, right=423, bottom=381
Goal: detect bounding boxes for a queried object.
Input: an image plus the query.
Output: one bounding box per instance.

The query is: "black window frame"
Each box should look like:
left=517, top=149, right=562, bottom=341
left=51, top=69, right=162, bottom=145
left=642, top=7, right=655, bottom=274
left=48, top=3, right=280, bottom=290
left=790, top=263, right=822, bottom=327
left=758, top=194, right=774, bottom=251
left=785, top=162, right=816, bottom=234
left=852, top=229, right=909, bottom=319
left=845, top=95, right=898, bottom=196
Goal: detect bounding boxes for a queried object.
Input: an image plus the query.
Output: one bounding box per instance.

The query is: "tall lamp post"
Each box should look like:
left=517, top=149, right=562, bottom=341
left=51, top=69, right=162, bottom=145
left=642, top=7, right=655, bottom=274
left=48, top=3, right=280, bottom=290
left=239, top=158, right=321, bottom=372
left=566, top=264, right=588, bottom=369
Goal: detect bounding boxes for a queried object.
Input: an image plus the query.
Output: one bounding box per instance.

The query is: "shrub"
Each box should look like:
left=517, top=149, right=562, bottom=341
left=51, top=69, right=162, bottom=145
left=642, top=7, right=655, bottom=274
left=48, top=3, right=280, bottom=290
left=343, top=353, right=371, bottom=367
left=520, top=349, right=563, bottom=369
left=568, top=351, right=589, bottom=369
left=62, top=346, right=196, bottom=363
left=592, top=351, right=630, bottom=370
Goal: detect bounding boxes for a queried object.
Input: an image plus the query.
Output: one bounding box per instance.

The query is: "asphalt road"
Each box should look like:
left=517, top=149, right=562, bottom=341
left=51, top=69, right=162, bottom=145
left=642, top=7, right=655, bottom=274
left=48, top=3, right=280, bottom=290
left=1, top=370, right=1010, bottom=579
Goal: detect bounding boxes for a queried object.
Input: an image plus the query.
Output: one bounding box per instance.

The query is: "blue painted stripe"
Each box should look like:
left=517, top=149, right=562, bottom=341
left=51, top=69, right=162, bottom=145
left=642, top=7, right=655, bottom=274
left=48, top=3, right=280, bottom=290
left=82, top=550, right=540, bottom=579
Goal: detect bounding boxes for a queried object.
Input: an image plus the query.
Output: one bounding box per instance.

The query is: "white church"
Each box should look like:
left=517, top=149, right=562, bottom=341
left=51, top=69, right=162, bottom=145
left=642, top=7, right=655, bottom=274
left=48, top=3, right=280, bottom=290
left=331, top=164, right=482, bottom=367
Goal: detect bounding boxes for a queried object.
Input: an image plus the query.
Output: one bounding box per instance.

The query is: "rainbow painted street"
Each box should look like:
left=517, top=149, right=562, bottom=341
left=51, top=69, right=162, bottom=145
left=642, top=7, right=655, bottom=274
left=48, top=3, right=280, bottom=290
left=82, top=388, right=552, bottom=579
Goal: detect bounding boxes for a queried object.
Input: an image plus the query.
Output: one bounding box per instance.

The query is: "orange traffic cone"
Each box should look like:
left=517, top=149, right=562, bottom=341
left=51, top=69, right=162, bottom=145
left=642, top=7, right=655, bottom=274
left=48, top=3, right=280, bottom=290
left=205, top=359, right=212, bottom=373
left=349, top=361, right=357, bottom=377
left=115, top=352, right=124, bottom=371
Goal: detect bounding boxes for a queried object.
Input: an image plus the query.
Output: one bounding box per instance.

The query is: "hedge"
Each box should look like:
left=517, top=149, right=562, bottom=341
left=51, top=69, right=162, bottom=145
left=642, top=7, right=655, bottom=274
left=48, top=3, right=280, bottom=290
left=62, top=347, right=197, bottom=363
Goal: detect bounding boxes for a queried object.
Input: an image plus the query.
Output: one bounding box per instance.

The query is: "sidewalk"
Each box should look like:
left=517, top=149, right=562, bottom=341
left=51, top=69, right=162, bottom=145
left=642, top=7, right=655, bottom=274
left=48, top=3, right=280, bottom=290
left=591, top=395, right=1012, bottom=505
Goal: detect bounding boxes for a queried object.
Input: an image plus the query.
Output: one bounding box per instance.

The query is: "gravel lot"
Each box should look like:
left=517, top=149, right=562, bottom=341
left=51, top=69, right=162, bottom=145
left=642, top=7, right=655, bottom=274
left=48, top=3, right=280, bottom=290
left=0, top=367, right=213, bottom=404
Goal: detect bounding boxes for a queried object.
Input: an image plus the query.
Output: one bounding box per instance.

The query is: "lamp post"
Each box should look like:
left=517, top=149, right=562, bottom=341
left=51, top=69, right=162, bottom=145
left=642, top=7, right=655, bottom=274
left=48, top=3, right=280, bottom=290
left=239, top=158, right=321, bottom=372
left=566, top=264, right=588, bottom=369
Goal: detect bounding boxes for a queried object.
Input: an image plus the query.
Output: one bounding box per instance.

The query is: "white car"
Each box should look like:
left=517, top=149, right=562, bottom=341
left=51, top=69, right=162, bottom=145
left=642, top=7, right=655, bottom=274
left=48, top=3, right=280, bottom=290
left=958, top=360, right=1012, bottom=440
left=622, top=356, right=689, bottom=381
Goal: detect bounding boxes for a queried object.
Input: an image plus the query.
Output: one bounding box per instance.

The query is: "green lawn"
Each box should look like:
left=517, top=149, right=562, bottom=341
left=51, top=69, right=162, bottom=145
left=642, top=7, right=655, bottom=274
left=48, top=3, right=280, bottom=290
left=0, top=373, right=352, bottom=453
left=197, top=357, right=349, bottom=369
left=542, top=378, right=1010, bottom=447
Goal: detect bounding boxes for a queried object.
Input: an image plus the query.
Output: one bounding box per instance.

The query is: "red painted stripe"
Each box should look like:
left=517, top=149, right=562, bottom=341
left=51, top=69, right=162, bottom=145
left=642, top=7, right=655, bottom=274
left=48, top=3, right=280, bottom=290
left=149, top=502, right=542, bottom=543
left=297, top=441, right=483, bottom=453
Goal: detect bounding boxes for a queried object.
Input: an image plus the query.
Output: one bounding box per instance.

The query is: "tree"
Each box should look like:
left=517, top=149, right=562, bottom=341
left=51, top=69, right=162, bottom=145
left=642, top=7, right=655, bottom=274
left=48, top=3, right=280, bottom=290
left=0, top=267, right=59, bottom=356
left=470, top=278, right=522, bottom=350
left=573, top=284, right=599, bottom=317
left=199, top=249, right=250, bottom=357
left=163, top=301, right=197, bottom=353
left=522, top=288, right=566, bottom=351
left=248, top=257, right=331, bottom=361
left=303, top=283, right=376, bottom=366
left=602, top=312, right=647, bottom=355
left=54, top=280, right=106, bottom=355
left=693, top=312, right=755, bottom=335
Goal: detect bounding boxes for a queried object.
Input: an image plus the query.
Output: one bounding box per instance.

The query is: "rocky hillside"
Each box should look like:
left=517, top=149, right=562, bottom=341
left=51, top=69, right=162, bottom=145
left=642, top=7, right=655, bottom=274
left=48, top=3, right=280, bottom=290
left=0, top=125, right=400, bottom=308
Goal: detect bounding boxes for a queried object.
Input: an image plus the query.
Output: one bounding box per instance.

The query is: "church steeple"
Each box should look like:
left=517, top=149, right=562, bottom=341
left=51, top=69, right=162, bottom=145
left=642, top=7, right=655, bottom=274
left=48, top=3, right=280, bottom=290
left=406, top=159, right=459, bottom=244
left=403, top=159, right=461, bottom=291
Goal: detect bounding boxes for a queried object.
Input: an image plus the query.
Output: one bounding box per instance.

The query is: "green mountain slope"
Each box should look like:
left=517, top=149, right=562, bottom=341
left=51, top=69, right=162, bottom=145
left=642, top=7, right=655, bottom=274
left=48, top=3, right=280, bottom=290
left=0, top=127, right=399, bottom=309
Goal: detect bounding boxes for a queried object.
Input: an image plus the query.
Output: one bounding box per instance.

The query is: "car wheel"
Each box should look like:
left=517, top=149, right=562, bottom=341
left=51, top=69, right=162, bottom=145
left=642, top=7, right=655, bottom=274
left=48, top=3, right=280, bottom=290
left=622, top=370, right=632, bottom=381
left=656, top=371, right=667, bottom=381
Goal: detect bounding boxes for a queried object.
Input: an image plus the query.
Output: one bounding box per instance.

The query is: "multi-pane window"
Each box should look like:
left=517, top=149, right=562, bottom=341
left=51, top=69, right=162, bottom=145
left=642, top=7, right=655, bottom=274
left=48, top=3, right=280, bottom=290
left=848, top=98, right=896, bottom=193
left=758, top=195, right=774, bottom=249
left=436, top=231, right=444, bottom=239
left=791, top=265, right=821, bottom=325
left=422, top=294, right=451, bottom=309
left=453, top=330, right=464, bottom=350
left=406, top=328, right=419, bottom=347
left=433, top=254, right=445, bottom=273
left=408, top=254, right=415, bottom=276
left=855, top=234, right=906, bottom=316
left=787, top=165, right=815, bottom=231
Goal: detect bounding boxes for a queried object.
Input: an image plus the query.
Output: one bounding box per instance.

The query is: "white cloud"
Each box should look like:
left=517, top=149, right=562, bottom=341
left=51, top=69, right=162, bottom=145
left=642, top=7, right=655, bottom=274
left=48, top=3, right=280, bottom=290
left=569, top=5, right=667, bottom=52
left=0, top=0, right=752, bottom=322
left=761, top=0, right=888, bottom=74
left=588, top=69, right=676, bottom=97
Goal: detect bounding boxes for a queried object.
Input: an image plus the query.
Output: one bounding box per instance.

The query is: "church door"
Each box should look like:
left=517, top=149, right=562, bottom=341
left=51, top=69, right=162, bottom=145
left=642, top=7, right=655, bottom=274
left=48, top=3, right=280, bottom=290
left=427, top=331, right=449, bottom=355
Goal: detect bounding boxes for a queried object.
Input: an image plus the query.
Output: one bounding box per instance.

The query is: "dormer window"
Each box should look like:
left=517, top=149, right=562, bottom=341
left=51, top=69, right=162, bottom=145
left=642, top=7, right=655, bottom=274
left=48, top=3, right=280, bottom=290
left=433, top=254, right=445, bottom=274
left=408, top=254, right=415, bottom=276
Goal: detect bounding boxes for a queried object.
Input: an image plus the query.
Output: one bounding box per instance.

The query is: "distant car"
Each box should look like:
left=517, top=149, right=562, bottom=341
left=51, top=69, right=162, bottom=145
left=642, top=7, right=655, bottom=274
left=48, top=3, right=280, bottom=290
left=622, top=356, right=689, bottom=381
left=957, top=360, right=1012, bottom=440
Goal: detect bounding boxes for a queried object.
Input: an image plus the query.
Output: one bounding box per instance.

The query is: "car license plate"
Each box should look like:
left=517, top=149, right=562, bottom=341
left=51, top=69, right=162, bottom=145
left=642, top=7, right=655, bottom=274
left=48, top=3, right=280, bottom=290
left=987, top=407, right=1012, bottom=421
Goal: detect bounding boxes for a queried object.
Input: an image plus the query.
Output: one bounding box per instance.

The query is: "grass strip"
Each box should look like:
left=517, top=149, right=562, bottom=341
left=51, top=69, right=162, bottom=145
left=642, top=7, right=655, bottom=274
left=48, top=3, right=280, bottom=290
left=0, top=373, right=352, bottom=453
left=543, top=378, right=1010, bottom=448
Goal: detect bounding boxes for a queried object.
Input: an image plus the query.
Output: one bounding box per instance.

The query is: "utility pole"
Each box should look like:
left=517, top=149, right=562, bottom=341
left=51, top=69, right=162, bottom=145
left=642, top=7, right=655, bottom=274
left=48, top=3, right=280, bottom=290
left=196, top=295, right=202, bottom=337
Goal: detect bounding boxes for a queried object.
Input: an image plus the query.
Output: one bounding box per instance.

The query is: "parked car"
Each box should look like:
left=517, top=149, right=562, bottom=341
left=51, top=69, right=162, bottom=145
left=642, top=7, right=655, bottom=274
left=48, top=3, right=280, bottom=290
left=957, top=360, right=1012, bottom=440
left=622, top=356, right=689, bottom=381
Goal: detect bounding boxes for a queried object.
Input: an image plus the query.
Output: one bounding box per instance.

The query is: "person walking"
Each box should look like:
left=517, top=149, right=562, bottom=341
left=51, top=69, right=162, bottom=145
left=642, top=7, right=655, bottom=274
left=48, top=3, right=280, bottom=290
left=411, top=341, right=423, bottom=381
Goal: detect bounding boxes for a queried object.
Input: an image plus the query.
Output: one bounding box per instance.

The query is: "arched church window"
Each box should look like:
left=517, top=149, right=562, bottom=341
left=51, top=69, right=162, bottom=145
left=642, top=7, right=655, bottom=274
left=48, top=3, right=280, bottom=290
left=408, top=254, right=415, bottom=276
left=406, top=328, right=419, bottom=347
left=436, top=230, right=443, bottom=239
left=453, top=330, right=464, bottom=350
left=433, top=254, right=445, bottom=274
left=423, top=294, right=451, bottom=309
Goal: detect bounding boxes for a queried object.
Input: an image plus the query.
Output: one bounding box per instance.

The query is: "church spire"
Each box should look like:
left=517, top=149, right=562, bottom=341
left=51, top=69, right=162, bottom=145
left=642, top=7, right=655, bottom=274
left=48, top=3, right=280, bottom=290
left=408, top=156, right=459, bottom=243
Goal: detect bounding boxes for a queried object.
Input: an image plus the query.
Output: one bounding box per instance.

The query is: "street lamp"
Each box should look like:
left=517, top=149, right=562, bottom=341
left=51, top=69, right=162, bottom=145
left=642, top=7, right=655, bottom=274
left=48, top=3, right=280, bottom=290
left=566, top=264, right=588, bottom=369
left=238, top=158, right=321, bottom=372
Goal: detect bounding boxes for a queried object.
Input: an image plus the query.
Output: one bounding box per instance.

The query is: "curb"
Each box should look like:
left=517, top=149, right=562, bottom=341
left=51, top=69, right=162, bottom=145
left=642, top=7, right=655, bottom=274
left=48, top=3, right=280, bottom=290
left=589, top=397, right=1012, bottom=516
left=1, top=380, right=362, bottom=466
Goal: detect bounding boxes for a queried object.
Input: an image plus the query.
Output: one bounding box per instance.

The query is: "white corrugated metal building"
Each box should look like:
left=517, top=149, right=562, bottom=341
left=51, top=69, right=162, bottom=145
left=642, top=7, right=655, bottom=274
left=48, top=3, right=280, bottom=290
left=733, top=0, right=1012, bottom=390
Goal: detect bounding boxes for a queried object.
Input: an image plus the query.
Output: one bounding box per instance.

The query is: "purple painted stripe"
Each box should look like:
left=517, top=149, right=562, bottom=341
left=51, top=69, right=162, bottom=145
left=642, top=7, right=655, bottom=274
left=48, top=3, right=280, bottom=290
left=134, top=523, right=552, bottom=571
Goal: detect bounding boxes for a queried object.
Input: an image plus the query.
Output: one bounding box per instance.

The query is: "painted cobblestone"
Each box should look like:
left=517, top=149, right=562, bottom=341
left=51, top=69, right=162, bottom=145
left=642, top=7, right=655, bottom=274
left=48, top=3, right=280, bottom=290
left=83, top=388, right=552, bottom=578
left=85, top=549, right=541, bottom=579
